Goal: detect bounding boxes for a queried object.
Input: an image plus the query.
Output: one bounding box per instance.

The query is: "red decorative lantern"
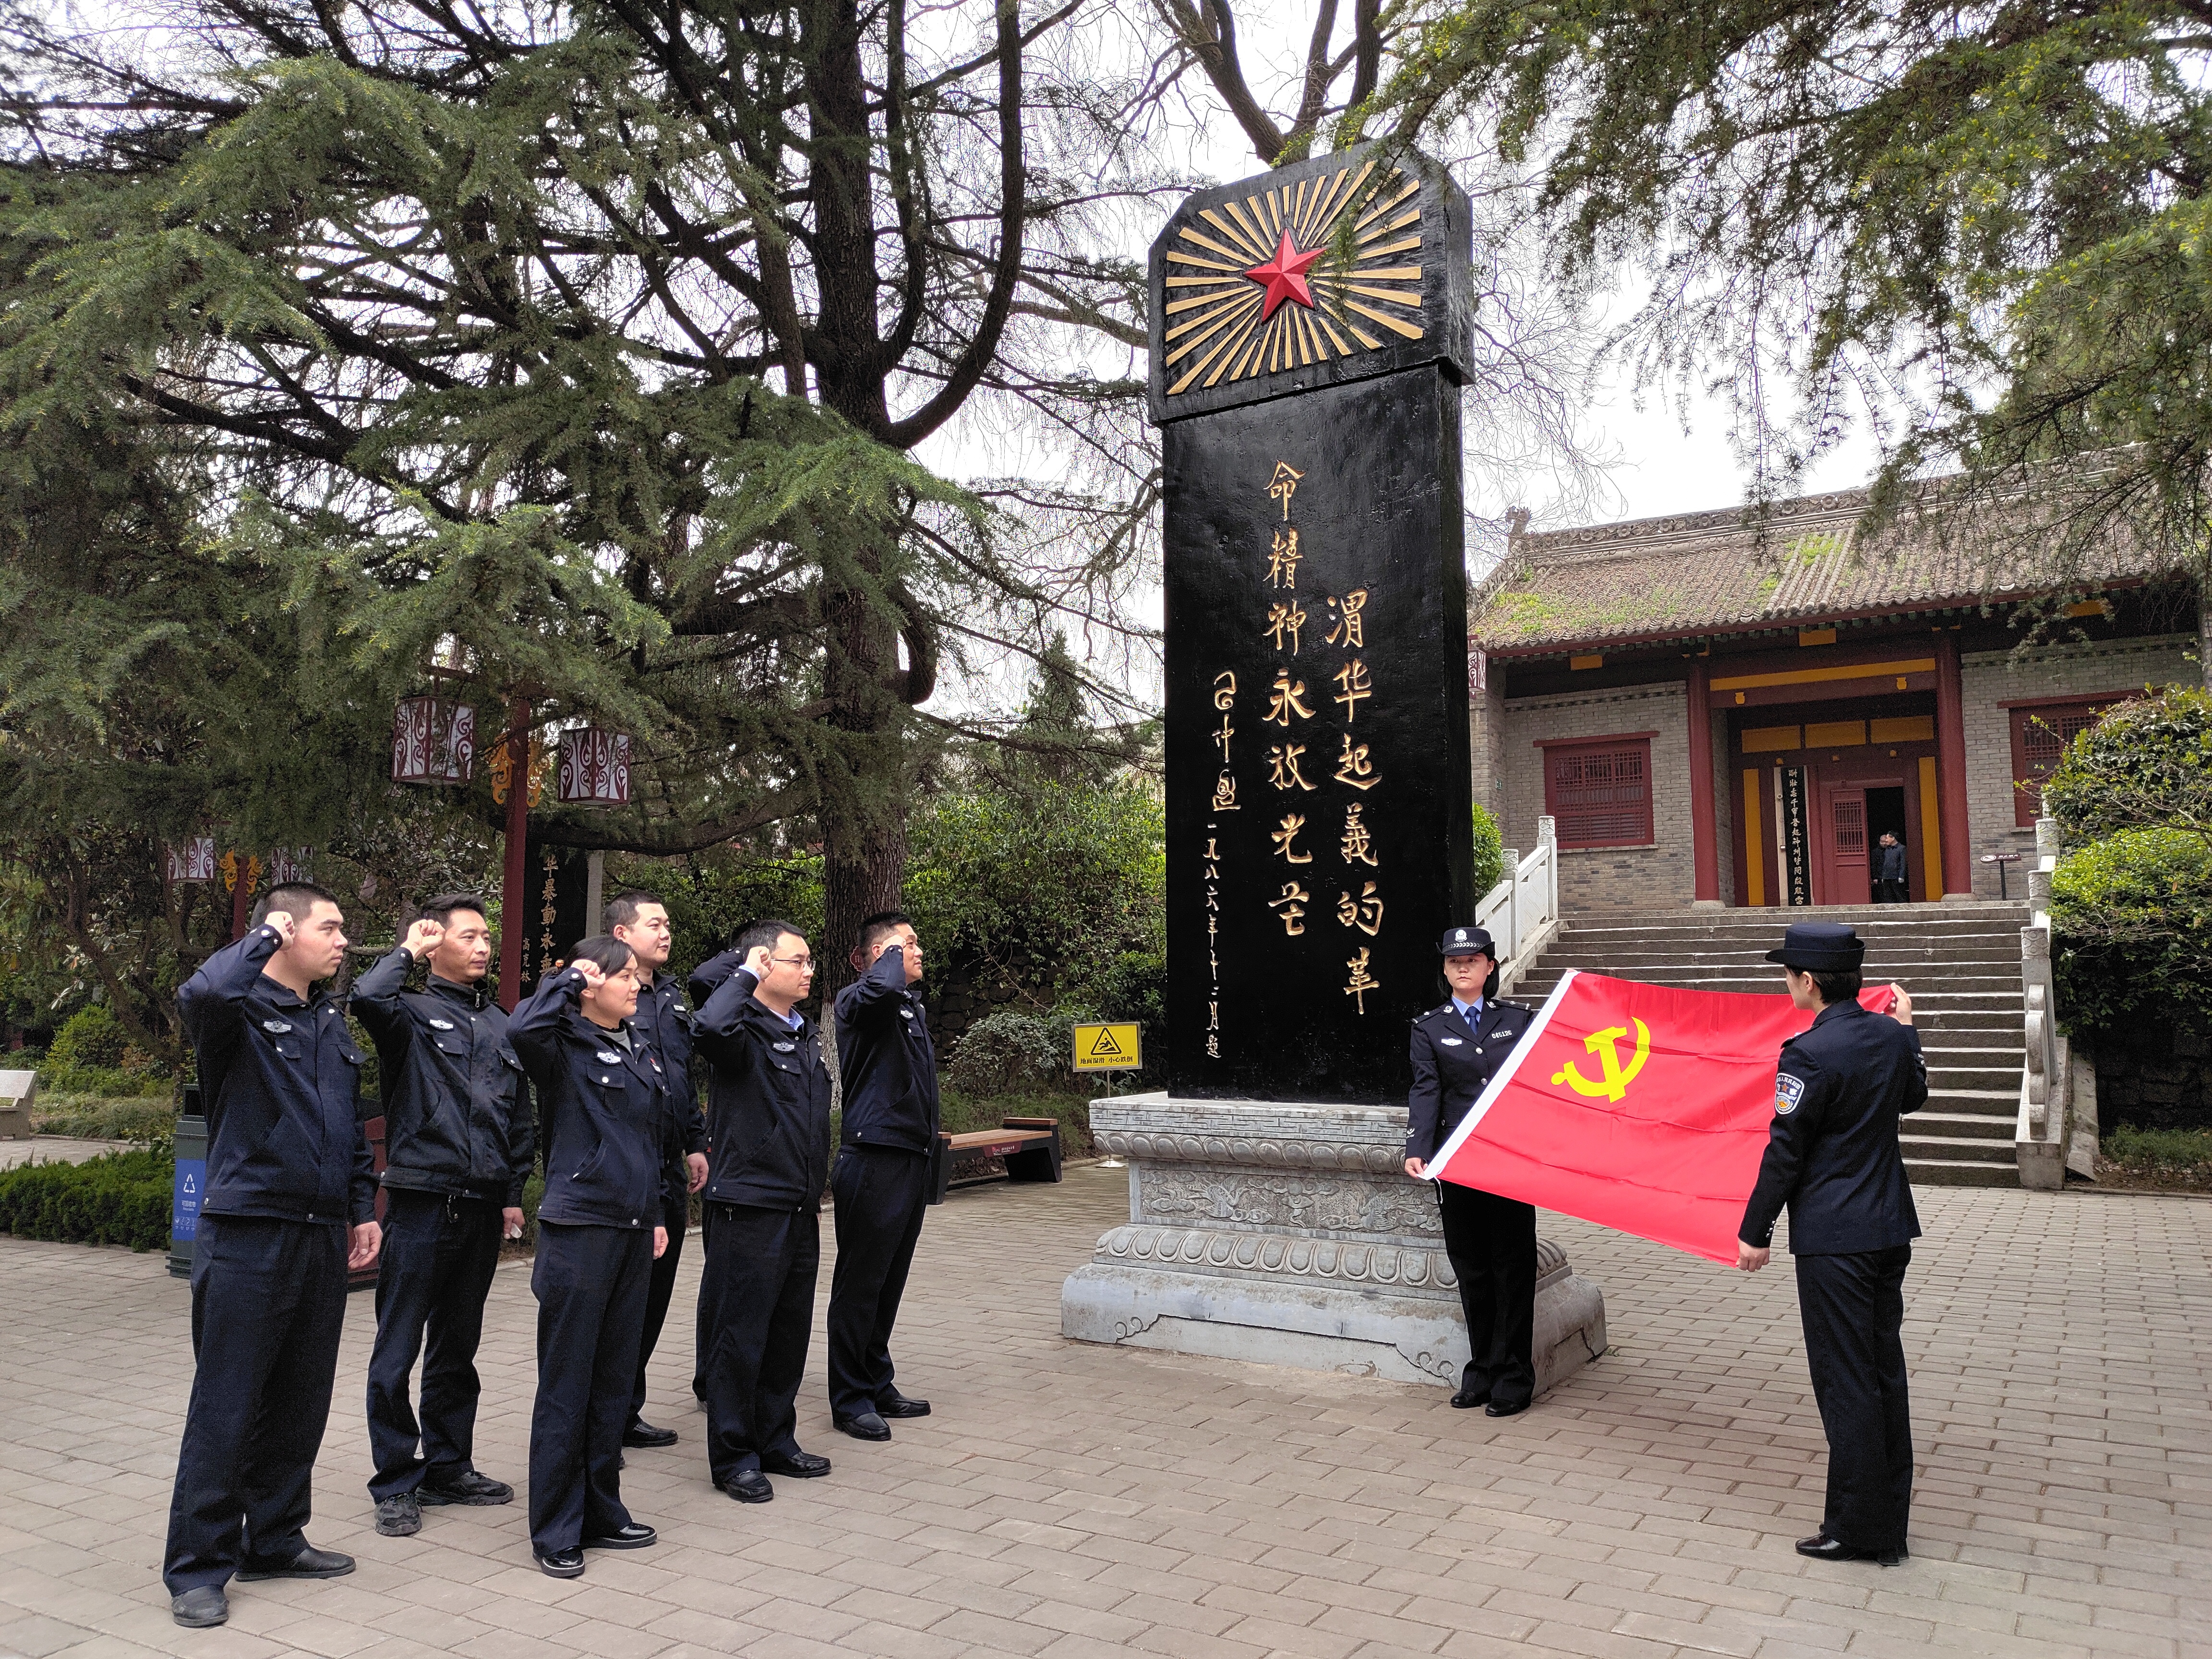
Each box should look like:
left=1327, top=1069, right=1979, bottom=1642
left=556, top=728, right=630, bottom=806
left=392, top=697, right=476, bottom=785
left=269, top=846, right=312, bottom=885
left=167, top=837, right=217, bottom=883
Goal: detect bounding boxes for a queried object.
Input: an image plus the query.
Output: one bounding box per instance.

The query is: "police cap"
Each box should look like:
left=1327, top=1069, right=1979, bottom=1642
left=1763, top=922, right=1864, bottom=971
left=1438, top=925, right=1497, bottom=959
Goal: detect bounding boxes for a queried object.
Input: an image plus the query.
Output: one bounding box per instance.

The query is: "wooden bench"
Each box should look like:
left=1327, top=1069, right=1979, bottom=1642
left=928, top=1116, right=1063, bottom=1204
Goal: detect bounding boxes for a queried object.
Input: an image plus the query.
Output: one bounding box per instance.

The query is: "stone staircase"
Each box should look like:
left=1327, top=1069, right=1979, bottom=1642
left=1510, top=904, right=2030, bottom=1188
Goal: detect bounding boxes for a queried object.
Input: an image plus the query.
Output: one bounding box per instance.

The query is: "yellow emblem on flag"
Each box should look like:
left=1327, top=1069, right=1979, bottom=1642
left=1551, top=1019, right=1652, bottom=1103
left=1072, top=1022, right=1142, bottom=1073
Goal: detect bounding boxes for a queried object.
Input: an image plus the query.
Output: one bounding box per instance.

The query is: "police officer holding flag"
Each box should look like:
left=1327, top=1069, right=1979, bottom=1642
left=1403, top=926, right=1537, bottom=1417
left=1737, top=921, right=1923, bottom=1566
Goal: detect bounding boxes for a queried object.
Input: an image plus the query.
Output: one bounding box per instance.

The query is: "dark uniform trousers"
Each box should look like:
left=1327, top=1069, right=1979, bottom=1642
left=826, top=1147, right=930, bottom=1419
left=1797, top=1244, right=1914, bottom=1551
left=164, top=1216, right=349, bottom=1595
left=366, top=1190, right=503, bottom=1499
left=527, top=1221, right=650, bottom=1553
left=698, top=1202, right=817, bottom=1483
left=1437, top=1182, right=1537, bottom=1409
left=630, top=1190, right=689, bottom=1423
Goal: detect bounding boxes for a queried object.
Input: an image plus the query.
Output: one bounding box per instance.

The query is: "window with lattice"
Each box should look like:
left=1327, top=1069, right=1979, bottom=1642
left=2008, top=697, right=2126, bottom=826
left=1544, top=737, right=1655, bottom=848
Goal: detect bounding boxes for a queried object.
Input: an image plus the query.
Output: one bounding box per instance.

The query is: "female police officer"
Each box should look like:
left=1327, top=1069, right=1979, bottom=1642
left=1402, top=926, right=1537, bottom=1416
left=510, top=936, right=679, bottom=1578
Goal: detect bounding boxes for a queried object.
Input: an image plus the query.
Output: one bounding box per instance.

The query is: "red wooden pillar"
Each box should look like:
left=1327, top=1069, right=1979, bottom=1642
left=228, top=860, right=254, bottom=941
left=1933, top=633, right=1974, bottom=897
left=497, top=699, right=529, bottom=1010
left=1685, top=661, right=1720, bottom=903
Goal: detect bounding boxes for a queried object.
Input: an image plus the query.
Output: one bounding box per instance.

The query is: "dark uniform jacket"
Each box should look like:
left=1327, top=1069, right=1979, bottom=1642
left=689, top=960, right=832, bottom=1211
left=1740, top=998, right=1926, bottom=1255
left=177, top=926, right=375, bottom=1227
left=350, top=949, right=534, bottom=1205
left=833, top=945, right=939, bottom=1154
left=1404, top=998, right=1534, bottom=1165
left=1875, top=843, right=1910, bottom=882
left=510, top=966, right=681, bottom=1231
left=632, top=968, right=706, bottom=1162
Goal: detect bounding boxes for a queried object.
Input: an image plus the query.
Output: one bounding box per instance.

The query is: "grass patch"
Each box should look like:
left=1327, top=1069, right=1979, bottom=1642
left=2099, top=1125, right=2212, bottom=1190
left=30, top=1094, right=179, bottom=1143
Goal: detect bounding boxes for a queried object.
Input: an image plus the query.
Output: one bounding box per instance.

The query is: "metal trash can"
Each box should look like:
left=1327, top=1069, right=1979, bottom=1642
left=168, top=1085, right=205, bottom=1279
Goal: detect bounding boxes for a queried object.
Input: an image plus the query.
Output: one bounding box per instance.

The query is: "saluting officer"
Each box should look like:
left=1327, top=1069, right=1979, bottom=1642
left=509, top=936, right=676, bottom=1579
left=352, top=893, right=534, bottom=1539
left=1402, top=926, right=1539, bottom=1417
left=604, top=890, right=709, bottom=1450
left=1737, top=922, right=1924, bottom=1566
left=826, top=911, right=938, bottom=1442
left=689, top=918, right=834, bottom=1503
left=164, top=884, right=381, bottom=1630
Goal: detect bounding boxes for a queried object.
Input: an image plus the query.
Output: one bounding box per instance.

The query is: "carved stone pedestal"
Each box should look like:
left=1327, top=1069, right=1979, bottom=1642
left=1062, top=1094, right=1607, bottom=1392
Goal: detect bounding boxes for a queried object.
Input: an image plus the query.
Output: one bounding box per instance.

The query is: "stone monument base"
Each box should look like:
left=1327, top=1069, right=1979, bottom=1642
left=1062, top=1093, right=1607, bottom=1394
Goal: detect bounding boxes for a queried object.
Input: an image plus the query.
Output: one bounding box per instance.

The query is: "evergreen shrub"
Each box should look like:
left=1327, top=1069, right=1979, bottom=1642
left=2049, top=828, right=2212, bottom=1029
left=0, top=1148, right=173, bottom=1250
left=1472, top=802, right=1505, bottom=895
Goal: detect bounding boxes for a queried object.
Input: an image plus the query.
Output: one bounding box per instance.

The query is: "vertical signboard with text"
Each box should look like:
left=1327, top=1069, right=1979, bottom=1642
left=1151, top=145, right=1478, bottom=1103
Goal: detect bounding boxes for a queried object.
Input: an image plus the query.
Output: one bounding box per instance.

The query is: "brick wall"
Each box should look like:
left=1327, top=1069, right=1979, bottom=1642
left=1959, top=633, right=2198, bottom=896
left=1502, top=680, right=1696, bottom=913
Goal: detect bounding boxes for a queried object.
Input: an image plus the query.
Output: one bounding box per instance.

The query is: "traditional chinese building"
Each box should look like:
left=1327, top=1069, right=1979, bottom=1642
left=1469, top=482, right=2207, bottom=911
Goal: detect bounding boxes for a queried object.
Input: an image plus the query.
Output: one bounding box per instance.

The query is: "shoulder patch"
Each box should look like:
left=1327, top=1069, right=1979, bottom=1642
left=1775, top=1073, right=1806, bottom=1115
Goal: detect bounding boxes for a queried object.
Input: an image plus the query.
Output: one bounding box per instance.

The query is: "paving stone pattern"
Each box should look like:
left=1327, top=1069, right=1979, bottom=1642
left=2, top=1167, right=2208, bottom=1659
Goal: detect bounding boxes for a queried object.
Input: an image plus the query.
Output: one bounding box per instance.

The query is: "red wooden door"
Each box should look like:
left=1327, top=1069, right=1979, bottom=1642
left=1821, top=786, right=1870, bottom=905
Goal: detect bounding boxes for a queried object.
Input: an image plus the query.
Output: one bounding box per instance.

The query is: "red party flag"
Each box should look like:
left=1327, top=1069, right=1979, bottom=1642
left=1428, top=971, right=1898, bottom=1264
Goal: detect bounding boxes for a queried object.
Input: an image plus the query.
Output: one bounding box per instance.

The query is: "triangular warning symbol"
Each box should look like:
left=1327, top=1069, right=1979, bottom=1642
left=182, top=1174, right=197, bottom=1193
left=1085, top=1027, right=1127, bottom=1060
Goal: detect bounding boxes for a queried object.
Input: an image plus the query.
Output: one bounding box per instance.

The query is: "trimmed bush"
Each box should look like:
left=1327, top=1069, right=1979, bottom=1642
left=946, top=1010, right=1067, bottom=1094
left=2050, top=827, right=2212, bottom=1030
left=0, top=1148, right=173, bottom=1250
left=1472, top=801, right=1505, bottom=896
left=46, top=1005, right=129, bottom=1071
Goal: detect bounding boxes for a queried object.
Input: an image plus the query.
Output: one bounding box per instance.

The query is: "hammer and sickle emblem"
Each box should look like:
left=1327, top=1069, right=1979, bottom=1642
left=1551, top=1019, right=1652, bottom=1102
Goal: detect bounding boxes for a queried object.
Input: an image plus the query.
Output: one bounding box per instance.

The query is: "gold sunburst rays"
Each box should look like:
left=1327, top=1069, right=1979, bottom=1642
left=1160, top=162, right=1427, bottom=398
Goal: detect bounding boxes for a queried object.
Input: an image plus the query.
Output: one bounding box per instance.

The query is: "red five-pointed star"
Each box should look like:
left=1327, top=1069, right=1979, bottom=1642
left=1245, top=229, right=1325, bottom=321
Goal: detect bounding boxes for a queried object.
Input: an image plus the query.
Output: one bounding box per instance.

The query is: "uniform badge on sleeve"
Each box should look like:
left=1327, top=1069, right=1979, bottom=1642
left=261, top=1019, right=293, bottom=1034
left=1775, top=1074, right=1806, bottom=1115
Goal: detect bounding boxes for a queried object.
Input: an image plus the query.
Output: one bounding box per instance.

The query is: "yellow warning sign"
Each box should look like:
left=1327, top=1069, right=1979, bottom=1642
left=1071, top=1022, right=1143, bottom=1072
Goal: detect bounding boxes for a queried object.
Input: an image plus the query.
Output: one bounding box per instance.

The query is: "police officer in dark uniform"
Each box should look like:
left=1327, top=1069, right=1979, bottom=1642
left=1737, top=922, right=1924, bottom=1565
left=352, top=893, right=534, bottom=1539
left=826, top=910, right=938, bottom=1441
left=164, top=883, right=380, bottom=1629
left=605, top=890, right=709, bottom=1449
left=690, top=917, right=834, bottom=1503
left=1403, top=926, right=1539, bottom=1417
left=510, top=936, right=676, bottom=1578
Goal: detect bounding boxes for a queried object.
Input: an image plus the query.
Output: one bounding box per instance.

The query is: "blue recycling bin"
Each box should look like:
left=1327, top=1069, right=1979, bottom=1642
left=168, top=1085, right=205, bottom=1279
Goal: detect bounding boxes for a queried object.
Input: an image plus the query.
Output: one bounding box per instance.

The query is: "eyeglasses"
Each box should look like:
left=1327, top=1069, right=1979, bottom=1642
left=772, top=955, right=815, bottom=971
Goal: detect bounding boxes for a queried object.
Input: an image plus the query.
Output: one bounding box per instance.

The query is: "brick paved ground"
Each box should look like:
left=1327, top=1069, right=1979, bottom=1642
left=3, top=1168, right=2208, bottom=1659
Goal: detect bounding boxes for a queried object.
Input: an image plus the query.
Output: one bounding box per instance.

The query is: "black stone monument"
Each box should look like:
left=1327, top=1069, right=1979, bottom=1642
left=1154, top=143, right=1480, bottom=1103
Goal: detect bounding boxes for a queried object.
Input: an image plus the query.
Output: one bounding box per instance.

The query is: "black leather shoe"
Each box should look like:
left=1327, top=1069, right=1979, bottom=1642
left=170, top=1587, right=228, bottom=1627
left=582, top=1522, right=657, bottom=1550
left=374, top=1492, right=422, bottom=1536
left=235, top=1545, right=355, bottom=1581
left=1795, top=1533, right=1903, bottom=1565
left=1484, top=1399, right=1531, bottom=1419
left=835, top=1411, right=891, bottom=1441
left=419, top=1469, right=513, bottom=1506
left=720, top=1470, right=774, bottom=1503
left=1449, top=1388, right=1489, bottom=1410
left=535, top=1547, right=585, bottom=1579
left=761, top=1448, right=831, bottom=1479
left=622, top=1418, right=679, bottom=1449
left=878, top=1395, right=931, bottom=1419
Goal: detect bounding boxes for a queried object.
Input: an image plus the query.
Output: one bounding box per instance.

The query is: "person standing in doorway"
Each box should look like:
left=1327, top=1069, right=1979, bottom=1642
left=164, top=885, right=380, bottom=1629
left=826, top=911, right=939, bottom=1442
left=352, top=894, right=534, bottom=1540
left=1874, top=833, right=1910, bottom=903
left=605, top=890, right=709, bottom=1450
left=1737, top=922, right=1924, bottom=1565
left=1402, top=926, right=1538, bottom=1417
left=509, top=936, right=674, bottom=1578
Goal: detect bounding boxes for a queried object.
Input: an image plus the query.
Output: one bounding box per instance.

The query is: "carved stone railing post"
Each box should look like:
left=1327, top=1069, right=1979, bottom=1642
left=2015, top=817, right=2069, bottom=1189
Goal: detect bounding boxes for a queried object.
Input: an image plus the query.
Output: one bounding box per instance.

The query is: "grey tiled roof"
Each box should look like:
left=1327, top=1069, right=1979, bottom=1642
left=1472, top=480, right=2154, bottom=653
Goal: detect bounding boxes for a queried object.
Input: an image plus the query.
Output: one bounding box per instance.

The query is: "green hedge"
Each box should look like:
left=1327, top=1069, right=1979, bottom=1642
left=2050, top=827, right=2212, bottom=1030
left=0, top=1148, right=173, bottom=1250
